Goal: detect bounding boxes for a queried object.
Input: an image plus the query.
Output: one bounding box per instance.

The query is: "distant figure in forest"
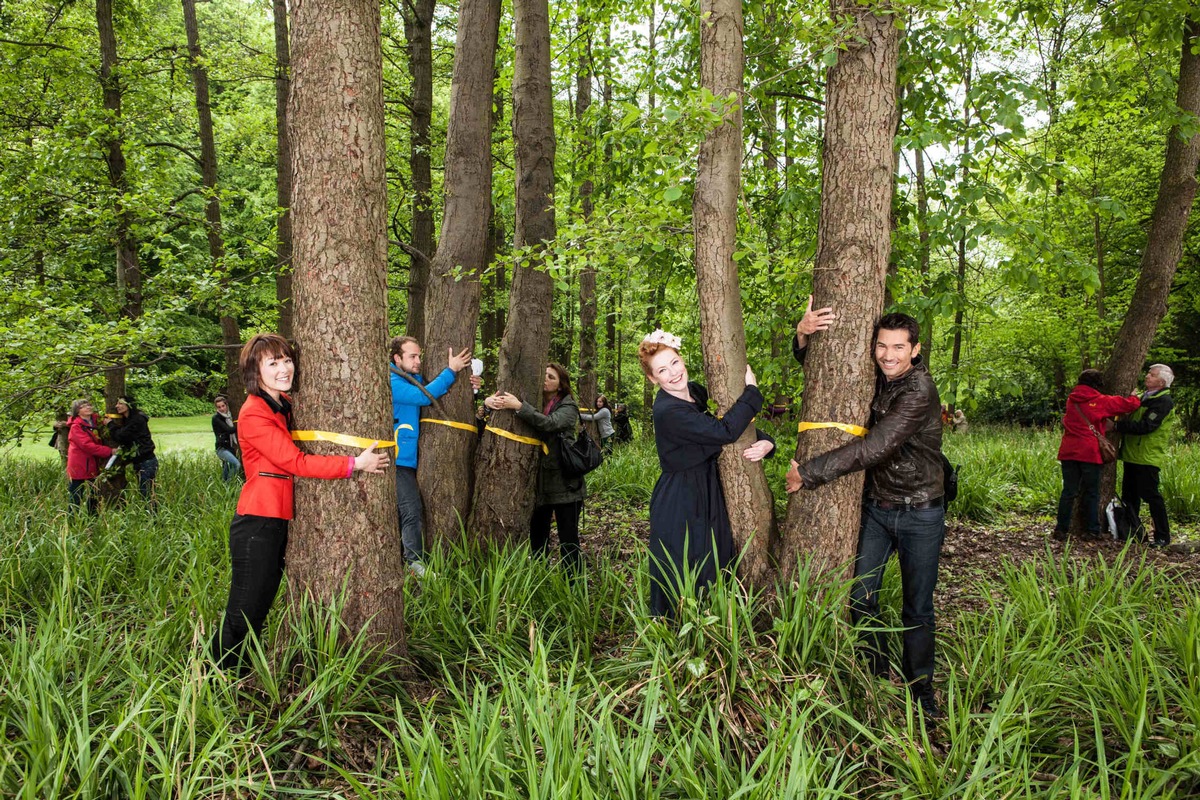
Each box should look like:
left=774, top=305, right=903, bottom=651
left=1053, top=369, right=1140, bottom=541
left=485, top=363, right=587, bottom=574
left=390, top=335, right=474, bottom=578
left=580, top=395, right=615, bottom=453
left=612, top=403, right=633, bottom=445
left=638, top=330, right=773, bottom=619
left=1116, top=364, right=1175, bottom=547
left=786, top=308, right=946, bottom=719
left=212, top=394, right=241, bottom=483
left=211, top=334, right=389, bottom=675
left=108, top=395, right=158, bottom=509
left=49, top=412, right=71, bottom=464
left=65, top=398, right=114, bottom=515
left=951, top=409, right=968, bottom=434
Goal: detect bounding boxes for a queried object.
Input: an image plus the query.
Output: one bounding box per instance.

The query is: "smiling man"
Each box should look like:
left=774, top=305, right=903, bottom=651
left=786, top=309, right=946, bottom=718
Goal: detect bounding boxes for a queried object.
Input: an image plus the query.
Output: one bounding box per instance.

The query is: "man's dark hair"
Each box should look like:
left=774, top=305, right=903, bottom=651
left=389, top=335, right=419, bottom=360
left=874, top=313, right=921, bottom=345
left=1077, top=368, right=1105, bottom=391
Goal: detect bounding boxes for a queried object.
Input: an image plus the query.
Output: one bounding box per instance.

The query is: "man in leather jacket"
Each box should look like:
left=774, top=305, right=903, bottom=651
left=786, top=304, right=946, bottom=718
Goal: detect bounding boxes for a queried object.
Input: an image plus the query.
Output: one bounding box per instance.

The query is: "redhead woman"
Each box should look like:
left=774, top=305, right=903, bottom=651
left=485, top=363, right=587, bottom=573
left=638, top=331, right=773, bottom=618
left=211, top=334, right=389, bottom=673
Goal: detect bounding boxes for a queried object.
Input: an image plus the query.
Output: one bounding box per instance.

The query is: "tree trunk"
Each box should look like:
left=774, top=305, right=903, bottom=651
left=693, top=0, right=776, bottom=587
left=915, top=146, right=932, bottom=358
left=417, top=0, right=501, bottom=544
left=576, top=11, right=598, bottom=413
left=95, top=0, right=141, bottom=411
left=286, top=0, right=405, bottom=656
left=274, top=0, right=294, bottom=340
left=470, top=0, right=557, bottom=542
left=182, top=0, right=245, bottom=415
left=402, top=0, right=437, bottom=342
left=778, top=0, right=900, bottom=579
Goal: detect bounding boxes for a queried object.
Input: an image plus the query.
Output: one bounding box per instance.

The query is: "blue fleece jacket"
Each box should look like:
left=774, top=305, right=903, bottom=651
left=391, top=366, right=456, bottom=468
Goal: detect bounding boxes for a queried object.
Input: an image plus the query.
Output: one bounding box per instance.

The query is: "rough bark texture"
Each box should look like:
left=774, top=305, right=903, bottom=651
left=779, top=1, right=900, bottom=579
left=183, top=0, right=244, bottom=415
left=402, top=0, right=436, bottom=342
left=417, top=0, right=501, bottom=544
left=470, top=0, right=557, bottom=542
left=273, top=0, right=294, bottom=340
left=576, top=15, right=598, bottom=415
left=286, top=0, right=406, bottom=656
left=96, top=0, right=140, bottom=410
left=693, top=0, right=776, bottom=587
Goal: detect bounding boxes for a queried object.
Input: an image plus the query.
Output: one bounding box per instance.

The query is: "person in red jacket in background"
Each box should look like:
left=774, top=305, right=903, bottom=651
left=1053, top=369, right=1140, bottom=540
left=65, top=398, right=114, bottom=515
left=211, top=333, right=390, bottom=673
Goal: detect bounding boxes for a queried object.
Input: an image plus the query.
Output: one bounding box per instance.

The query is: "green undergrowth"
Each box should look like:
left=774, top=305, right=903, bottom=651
left=1, top=453, right=1198, bottom=798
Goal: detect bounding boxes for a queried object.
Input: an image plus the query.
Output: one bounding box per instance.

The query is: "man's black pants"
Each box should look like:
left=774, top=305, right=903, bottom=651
left=1122, top=462, right=1170, bottom=545
left=211, top=514, right=288, bottom=673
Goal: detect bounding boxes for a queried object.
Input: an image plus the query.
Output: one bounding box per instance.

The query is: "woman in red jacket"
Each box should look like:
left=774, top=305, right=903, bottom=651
left=211, top=333, right=390, bottom=673
left=1053, top=369, right=1140, bottom=540
left=65, top=398, right=114, bottom=515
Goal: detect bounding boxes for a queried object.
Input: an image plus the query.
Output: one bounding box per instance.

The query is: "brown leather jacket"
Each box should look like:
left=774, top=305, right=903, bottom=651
left=797, top=347, right=944, bottom=505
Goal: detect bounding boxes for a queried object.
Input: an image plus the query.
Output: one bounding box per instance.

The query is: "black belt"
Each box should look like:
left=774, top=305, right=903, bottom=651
left=870, top=497, right=941, bottom=511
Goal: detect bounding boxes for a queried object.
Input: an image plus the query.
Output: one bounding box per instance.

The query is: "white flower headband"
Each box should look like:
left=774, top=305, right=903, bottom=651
left=642, top=329, right=682, bottom=350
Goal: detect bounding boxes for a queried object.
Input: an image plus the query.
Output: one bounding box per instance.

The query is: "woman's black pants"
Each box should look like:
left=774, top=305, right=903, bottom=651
left=530, top=501, right=583, bottom=573
left=211, top=514, right=288, bottom=673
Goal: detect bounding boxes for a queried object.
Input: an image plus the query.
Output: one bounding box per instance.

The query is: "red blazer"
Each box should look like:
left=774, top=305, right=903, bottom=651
left=66, top=415, right=114, bottom=480
left=1056, top=385, right=1140, bottom=464
left=236, top=393, right=354, bottom=520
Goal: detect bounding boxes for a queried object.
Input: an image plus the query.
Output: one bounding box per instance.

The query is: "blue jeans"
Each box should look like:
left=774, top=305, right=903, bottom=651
left=1057, top=460, right=1101, bottom=534
left=134, top=457, right=158, bottom=510
left=68, top=479, right=97, bottom=515
left=216, top=448, right=242, bottom=482
left=395, top=467, right=424, bottom=563
left=850, top=502, right=945, bottom=689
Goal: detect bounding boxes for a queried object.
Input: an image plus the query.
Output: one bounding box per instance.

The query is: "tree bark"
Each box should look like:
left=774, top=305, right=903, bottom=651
left=273, top=0, right=294, bottom=340
left=693, top=0, right=776, bottom=587
left=417, top=0, right=502, bottom=544
left=470, top=0, right=557, bottom=542
left=286, top=0, right=405, bottom=656
left=182, top=0, right=245, bottom=415
left=402, top=0, right=437, bottom=342
left=576, top=11, right=598, bottom=414
left=778, top=0, right=900, bottom=579
left=915, top=146, right=932, bottom=358
left=95, top=0, right=141, bottom=411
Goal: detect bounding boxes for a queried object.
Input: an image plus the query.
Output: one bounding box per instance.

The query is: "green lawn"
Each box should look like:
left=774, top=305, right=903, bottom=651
left=5, top=415, right=214, bottom=462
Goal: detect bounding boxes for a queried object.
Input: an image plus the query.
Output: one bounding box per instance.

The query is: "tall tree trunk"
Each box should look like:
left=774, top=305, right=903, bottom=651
left=273, top=0, right=294, bottom=340
left=471, top=0, right=557, bottom=541
left=286, top=0, right=405, bottom=655
left=403, top=0, right=436, bottom=341
left=417, top=0, right=501, bottom=543
left=915, top=146, right=932, bottom=358
left=182, top=0, right=245, bottom=414
left=576, top=11, right=598, bottom=413
left=693, top=0, right=775, bottom=587
left=604, top=287, right=618, bottom=395
left=948, top=53, right=972, bottom=413
left=95, top=0, right=141, bottom=411
left=778, top=0, right=900, bottom=578
left=641, top=284, right=664, bottom=431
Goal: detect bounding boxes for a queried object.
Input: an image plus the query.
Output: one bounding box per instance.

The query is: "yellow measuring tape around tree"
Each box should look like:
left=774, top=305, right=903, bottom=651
left=291, top=430, right=398, bottom=450
left=484, top=425, right=549, bottom=454
left=797, top=421, right=868, bottom=438
left=421, top=418, right=478, bottom=433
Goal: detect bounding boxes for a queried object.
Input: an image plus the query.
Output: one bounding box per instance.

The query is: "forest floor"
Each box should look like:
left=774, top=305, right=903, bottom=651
left=583, top=496, right=1200, bottom=626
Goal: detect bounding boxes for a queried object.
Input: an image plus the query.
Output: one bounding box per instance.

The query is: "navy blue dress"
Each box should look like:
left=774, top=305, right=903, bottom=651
left=648, top=381, right=763, bottom=617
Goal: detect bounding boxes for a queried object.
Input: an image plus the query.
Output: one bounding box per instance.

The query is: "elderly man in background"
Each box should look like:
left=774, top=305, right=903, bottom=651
left=1116, top=364, right=1176, bottom=548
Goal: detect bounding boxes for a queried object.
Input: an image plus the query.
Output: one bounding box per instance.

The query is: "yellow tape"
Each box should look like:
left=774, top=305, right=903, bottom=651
left=798, top=421, right=868, bottom=438
left=485, top=425, right=549, bottom=455
left=292, top=430, right=397, bottom=450
left=422, top=418, right=478, bottom=433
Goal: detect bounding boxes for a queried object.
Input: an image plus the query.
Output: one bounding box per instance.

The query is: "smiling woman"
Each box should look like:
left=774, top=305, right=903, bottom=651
left=210, top=333, right=391, bottom=674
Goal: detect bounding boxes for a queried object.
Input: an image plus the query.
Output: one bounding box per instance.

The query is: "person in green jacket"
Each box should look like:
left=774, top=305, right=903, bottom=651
left=1116, top=364, right=1176, bottom=547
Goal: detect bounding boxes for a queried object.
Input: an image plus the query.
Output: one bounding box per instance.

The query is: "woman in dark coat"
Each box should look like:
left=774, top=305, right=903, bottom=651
left=485, top=363, right=587, bottom=572
left=638, top=331, right=774, bottom=618
left=109, top=395, right=158, bottom=505
left=212, top=394, right=241, bottom=482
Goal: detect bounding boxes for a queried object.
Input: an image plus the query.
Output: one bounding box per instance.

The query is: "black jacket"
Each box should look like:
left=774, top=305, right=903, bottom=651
left=1114, top=391, right=1174, bottom=436
left=794, top=338, right=944, bottom=504
left=212, top=412, right=237, bottom=452
left=109, top=410, right=156, bottom=463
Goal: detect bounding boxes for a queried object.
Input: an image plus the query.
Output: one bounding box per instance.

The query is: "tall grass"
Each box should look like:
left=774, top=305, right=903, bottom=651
left=1, top=443, right=1198, bottom=797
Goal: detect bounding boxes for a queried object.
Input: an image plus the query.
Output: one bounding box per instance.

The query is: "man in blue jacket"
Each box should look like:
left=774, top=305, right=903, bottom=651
left=391, top=336, right=473, bottom=576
